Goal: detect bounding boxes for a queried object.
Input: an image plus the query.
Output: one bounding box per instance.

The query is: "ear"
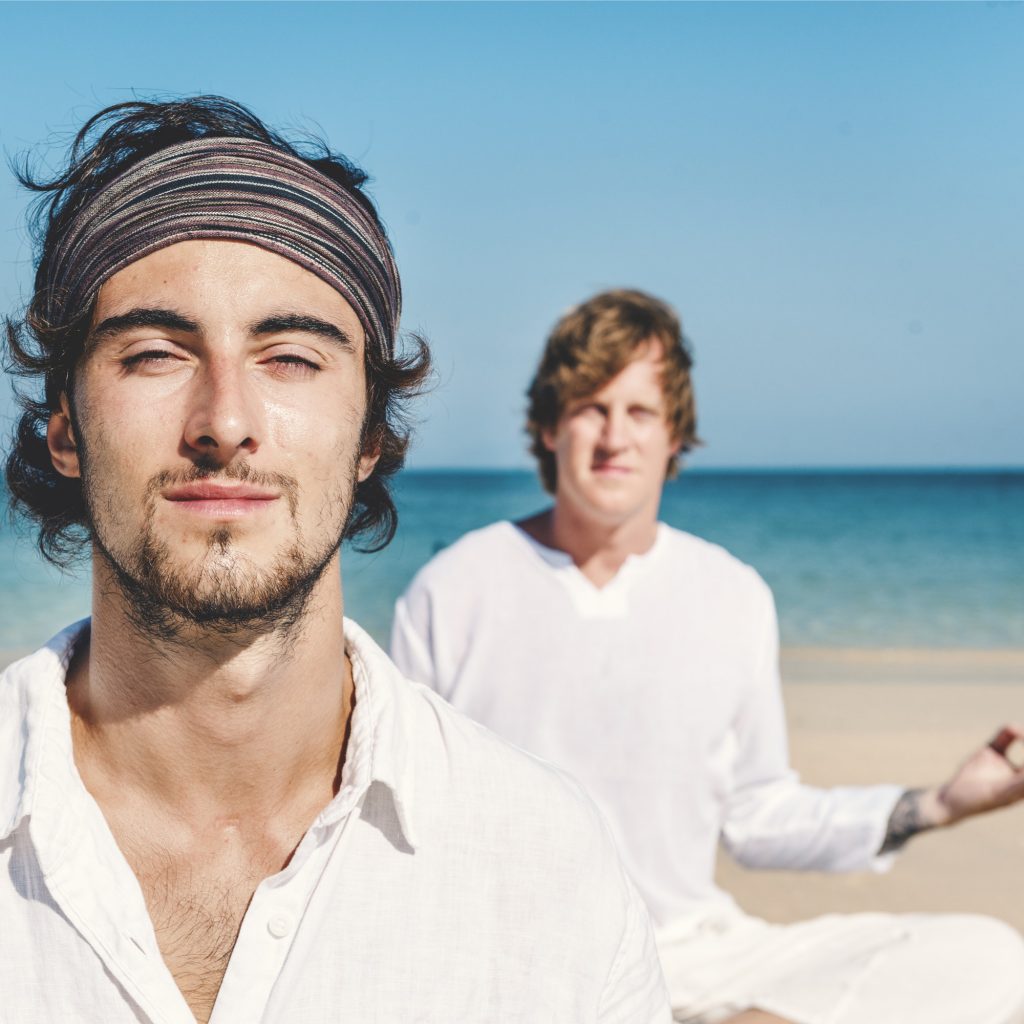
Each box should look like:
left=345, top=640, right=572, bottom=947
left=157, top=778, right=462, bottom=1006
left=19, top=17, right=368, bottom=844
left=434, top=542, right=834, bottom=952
left=356, top=445, right=381, bottom=484
left=541, top=426, right=558, bottom=453
left=47, top=395, right=81, bottom=479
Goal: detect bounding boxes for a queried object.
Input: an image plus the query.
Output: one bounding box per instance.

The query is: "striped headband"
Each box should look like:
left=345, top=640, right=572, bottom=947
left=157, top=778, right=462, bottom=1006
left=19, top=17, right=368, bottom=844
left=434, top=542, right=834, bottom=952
left=45, top=136, right=401, bottom=360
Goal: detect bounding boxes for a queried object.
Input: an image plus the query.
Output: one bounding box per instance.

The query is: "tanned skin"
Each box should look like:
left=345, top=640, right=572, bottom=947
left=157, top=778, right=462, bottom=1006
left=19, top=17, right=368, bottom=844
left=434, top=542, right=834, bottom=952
left=53, top=241, right=379, bottom=1023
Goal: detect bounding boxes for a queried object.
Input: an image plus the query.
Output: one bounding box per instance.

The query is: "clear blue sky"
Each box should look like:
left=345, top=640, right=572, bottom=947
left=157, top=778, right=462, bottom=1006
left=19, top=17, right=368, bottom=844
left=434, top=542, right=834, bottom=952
left=1, top=1, right=1021, bottom=468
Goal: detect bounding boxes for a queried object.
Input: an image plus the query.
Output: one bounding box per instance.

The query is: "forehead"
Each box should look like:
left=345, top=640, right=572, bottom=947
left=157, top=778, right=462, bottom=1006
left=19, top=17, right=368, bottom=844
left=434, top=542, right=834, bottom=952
left=93, top=239, right=365, bottom=342
left=584, top=341, right=668, bottom=402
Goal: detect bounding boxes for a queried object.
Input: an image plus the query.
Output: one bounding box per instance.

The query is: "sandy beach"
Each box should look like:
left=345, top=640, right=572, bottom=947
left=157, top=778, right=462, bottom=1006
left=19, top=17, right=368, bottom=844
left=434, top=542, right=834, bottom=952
left=718, top=647, right=1024, bottom=933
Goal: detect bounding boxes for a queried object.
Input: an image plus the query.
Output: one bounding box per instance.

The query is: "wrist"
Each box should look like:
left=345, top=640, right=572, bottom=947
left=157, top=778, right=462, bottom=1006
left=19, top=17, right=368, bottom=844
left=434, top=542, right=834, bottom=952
left=920, top=785, right=958, bottom=828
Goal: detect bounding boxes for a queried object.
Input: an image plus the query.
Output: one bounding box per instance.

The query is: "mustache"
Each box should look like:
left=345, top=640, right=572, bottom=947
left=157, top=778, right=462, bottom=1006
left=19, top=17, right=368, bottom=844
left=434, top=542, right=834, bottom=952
left=145, top=461, right=300, bottom=515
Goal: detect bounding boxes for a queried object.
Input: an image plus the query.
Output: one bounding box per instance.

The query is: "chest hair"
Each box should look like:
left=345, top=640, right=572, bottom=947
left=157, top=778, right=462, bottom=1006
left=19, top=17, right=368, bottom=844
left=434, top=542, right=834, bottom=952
left=128, top=845, right=274, bottom=1024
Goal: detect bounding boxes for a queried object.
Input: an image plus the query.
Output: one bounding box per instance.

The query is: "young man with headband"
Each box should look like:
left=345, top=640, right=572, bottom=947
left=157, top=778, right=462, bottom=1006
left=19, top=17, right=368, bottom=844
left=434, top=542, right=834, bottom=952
left=0, top=101, right=668, bottom=1023
left=393, top=288, right=1024, bottom=1024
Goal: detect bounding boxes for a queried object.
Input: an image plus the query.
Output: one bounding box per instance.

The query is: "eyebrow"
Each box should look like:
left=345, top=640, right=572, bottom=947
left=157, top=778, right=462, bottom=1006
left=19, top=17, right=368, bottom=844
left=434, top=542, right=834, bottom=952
left=87, top=307, right=357, bottom=352
left=89, top=307, right=200, bottom=346
left=251, top=313, right=356, bottom=351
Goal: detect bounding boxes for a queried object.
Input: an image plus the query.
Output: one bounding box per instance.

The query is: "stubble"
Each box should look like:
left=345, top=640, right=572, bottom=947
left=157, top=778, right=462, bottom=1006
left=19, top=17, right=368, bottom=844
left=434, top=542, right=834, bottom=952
left=83, top=451, right=359, bottom=646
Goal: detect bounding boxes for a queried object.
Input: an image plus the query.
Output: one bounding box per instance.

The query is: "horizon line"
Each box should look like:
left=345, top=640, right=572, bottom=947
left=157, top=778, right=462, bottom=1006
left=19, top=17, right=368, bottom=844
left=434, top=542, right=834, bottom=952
left=401, top=464, right=1024, bottom=475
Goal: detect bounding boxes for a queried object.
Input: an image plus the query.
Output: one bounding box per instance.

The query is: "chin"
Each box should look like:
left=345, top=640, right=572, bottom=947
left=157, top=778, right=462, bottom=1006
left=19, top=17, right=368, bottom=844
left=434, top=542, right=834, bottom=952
left=583, top=480, right=641, bottom=505
left=580, top=497, right=642, bottom=523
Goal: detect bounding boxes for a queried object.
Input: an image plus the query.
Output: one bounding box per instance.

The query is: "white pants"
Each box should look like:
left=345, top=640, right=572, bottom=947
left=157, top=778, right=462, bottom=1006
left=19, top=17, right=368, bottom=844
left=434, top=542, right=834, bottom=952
left=658, top=907, right=1024, bottom=1024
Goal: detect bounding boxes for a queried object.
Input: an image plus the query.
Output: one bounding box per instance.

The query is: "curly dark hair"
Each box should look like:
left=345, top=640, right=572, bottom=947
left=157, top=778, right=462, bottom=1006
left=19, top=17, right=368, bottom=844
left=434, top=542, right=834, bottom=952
left=4, top=95, right=430, bottom=565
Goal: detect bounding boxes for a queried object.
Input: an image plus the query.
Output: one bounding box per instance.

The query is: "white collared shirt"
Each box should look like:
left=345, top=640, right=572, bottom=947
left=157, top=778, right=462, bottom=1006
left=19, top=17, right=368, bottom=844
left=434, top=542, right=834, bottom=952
left=391, top=522, right=904, bottom=931
left=0, top=618, right=669, bottom=1023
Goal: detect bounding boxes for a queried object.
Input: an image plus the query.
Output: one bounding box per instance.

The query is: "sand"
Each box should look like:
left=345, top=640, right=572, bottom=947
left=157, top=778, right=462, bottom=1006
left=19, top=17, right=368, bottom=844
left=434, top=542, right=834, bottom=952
left=717, top=647, right=1024, bottom=933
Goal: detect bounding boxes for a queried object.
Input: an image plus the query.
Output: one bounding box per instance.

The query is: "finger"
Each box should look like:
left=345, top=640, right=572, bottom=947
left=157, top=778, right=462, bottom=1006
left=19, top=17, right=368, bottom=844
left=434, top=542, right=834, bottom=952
left=987, top=726, right=1023, bottom=757
left=1006, top=739, right=1024, bottom=771
left=988, top=730, right=1024, bottom=770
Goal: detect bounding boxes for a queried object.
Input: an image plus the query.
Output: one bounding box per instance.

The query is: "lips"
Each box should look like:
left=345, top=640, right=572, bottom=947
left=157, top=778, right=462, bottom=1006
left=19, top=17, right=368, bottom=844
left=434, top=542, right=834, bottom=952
left=165, top=482, right=279, bottom=501
left=162, top=482, right=280, bottom=518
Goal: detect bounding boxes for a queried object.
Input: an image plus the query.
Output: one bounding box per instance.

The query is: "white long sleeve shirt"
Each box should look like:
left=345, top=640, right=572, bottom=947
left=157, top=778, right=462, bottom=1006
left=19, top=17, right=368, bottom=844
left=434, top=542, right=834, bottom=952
left=391, top=522, right=903, bottom=930
left=0, top=618, right=669, bottom=1023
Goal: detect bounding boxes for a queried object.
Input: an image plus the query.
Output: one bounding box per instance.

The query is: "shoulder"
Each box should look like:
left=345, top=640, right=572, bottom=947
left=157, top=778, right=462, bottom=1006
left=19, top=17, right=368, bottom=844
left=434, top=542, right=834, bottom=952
left=417, top=680, right=621, bottom=855
left=396, top=521, right=526, bottom=617
left=408, top=521, right=520, bottom=589
left=358, top=620, right=627, bottom=871
left=0, top=622, right=82, bottom=709
left=0, top=622, right=84, bottom=837
left=406, top=681, right=650, bottom=955
left=353, top=631, right=666, bottom=1014
left=657, top=524, right=773, bottom=604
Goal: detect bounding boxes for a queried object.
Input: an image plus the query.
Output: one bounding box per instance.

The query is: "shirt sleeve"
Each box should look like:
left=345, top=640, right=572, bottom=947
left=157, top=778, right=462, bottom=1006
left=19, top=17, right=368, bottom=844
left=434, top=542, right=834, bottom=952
left=720, top=583, right=904, bottom=873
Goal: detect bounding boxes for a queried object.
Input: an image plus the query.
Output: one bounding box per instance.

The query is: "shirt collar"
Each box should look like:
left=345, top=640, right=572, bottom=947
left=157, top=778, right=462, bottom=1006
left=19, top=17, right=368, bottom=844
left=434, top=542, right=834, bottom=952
left=318, top=617, right=421, bottom=849
left=0, top=617, right=421, bottom=851
left=0, top=619, right=87, bottom=842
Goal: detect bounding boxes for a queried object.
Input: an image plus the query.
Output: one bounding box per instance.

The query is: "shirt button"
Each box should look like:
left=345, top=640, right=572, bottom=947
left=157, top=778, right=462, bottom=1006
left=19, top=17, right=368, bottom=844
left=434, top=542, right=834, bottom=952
left=267, top=914, right=292, bottom=939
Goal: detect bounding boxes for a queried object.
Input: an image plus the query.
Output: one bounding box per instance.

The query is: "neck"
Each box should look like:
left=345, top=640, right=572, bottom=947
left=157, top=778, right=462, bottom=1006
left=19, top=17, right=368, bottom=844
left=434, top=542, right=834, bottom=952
left=521, top=498, right=660, bottom=588
left=67, top=553, right=351, bottom=821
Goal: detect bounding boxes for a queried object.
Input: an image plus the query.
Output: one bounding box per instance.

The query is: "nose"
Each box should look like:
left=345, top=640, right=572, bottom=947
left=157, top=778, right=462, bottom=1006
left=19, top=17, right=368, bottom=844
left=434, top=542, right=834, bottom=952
left=599, top=406, right=630, bottom=452
left=182, top=357, right=262, bottom=463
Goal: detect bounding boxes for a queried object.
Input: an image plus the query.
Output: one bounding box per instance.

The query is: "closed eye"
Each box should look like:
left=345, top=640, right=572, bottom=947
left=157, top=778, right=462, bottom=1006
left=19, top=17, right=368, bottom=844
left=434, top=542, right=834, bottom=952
left=264, top=352, right=323, bottom=377
left=121, top=349, right=182, bottom=370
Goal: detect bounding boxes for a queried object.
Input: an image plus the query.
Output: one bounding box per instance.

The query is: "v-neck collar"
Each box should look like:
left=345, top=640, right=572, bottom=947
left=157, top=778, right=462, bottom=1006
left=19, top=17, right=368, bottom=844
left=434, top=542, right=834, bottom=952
left=505, top=521, right=666, bottom=619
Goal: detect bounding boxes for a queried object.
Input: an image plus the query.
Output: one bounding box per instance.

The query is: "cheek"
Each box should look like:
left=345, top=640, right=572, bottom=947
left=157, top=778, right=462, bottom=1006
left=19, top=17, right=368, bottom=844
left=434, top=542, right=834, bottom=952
left=264, top=390, right=366, bottom=473
left=640, top=434, right=676, bottom=472
left=75, top=389, right=164, bottom=479
left=561, top=422, right=597, bottom=458
left=263, top=399, right=315, bottom=452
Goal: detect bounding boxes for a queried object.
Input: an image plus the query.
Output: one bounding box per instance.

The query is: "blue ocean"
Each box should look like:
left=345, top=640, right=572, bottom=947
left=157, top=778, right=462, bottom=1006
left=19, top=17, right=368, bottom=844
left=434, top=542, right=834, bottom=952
left=1, top=470, right=1022, bottom=655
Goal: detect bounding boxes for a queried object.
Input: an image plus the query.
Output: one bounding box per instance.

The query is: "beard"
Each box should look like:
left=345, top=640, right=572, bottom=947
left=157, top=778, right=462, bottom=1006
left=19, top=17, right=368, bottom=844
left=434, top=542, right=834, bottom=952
left=82, top=454, right=356, bottom=644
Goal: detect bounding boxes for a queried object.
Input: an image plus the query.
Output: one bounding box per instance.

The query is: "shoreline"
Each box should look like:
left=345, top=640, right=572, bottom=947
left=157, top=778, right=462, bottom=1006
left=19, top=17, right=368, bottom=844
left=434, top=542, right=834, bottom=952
left=4, top=645, right=1024, bottom=675
left=781, top=646, right=1024, bottom=685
